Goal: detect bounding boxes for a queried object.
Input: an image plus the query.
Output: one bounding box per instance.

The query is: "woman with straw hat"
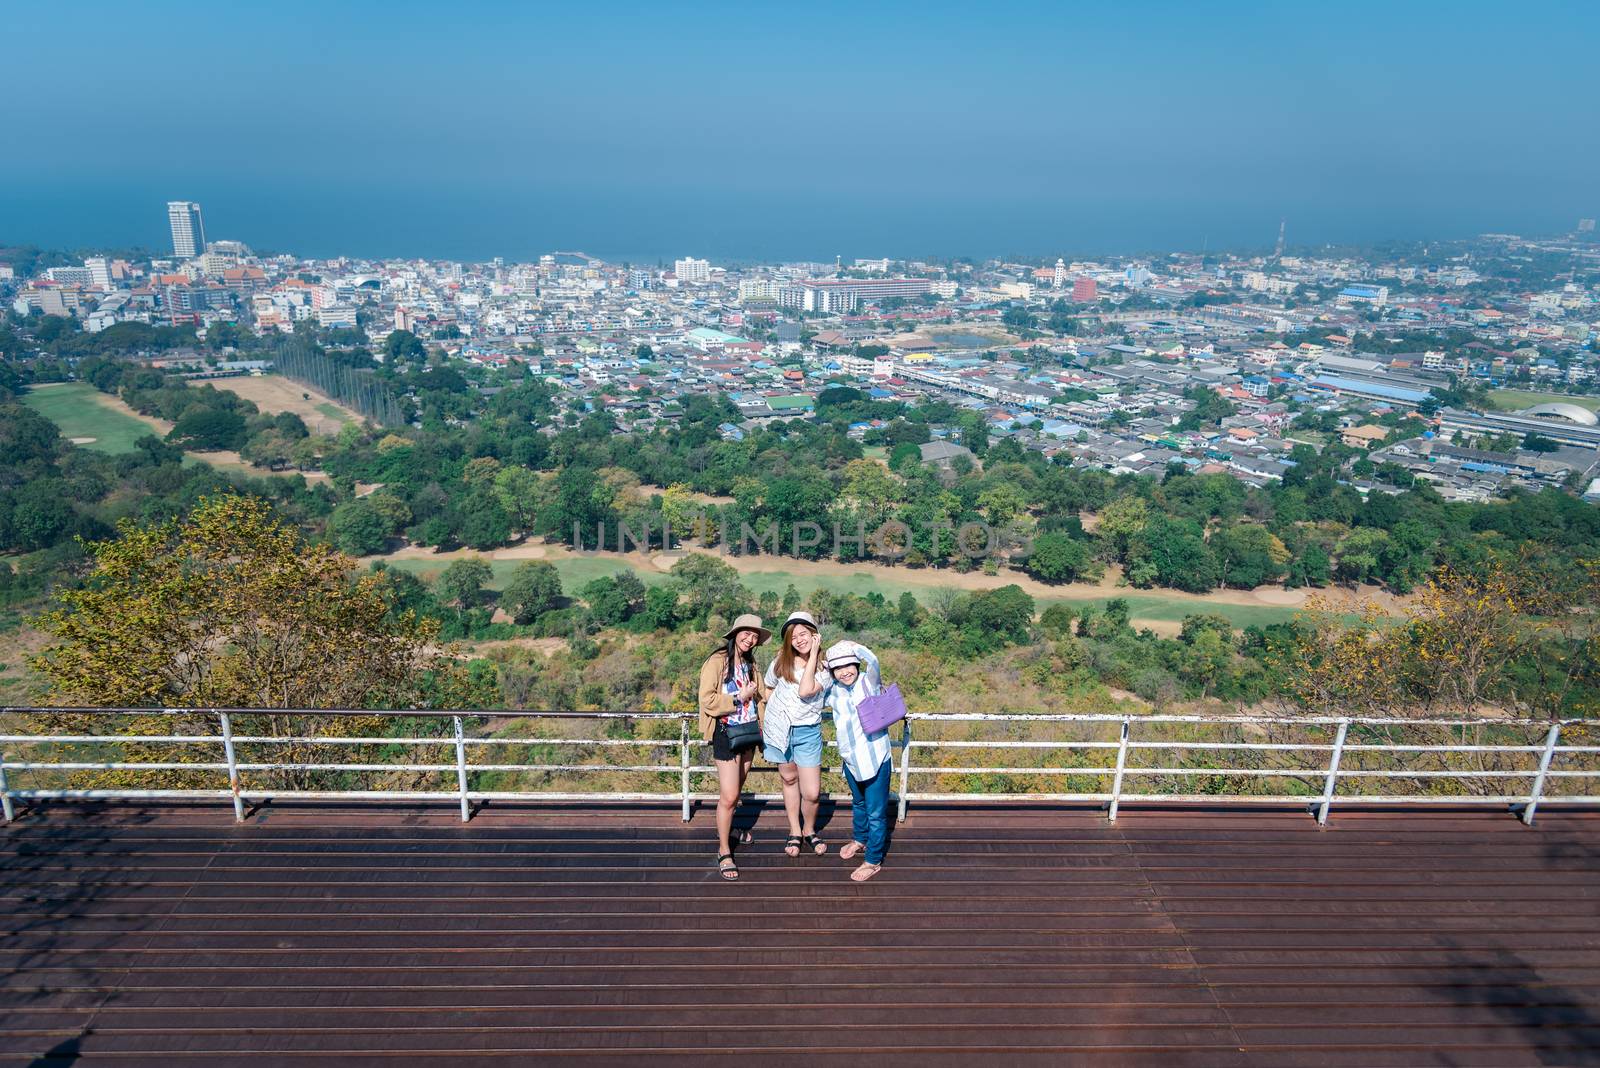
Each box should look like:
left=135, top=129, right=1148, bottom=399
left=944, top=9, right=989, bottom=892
left=697, top=614, right=772, bottom=881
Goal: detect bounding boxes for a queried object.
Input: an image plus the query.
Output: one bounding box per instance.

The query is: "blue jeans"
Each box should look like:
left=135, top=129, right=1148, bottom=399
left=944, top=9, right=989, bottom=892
left=845, top=756, right=892, bottom=865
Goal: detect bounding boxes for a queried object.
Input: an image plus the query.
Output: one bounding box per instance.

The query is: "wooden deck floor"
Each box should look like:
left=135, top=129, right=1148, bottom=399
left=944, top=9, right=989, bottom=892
left=3, top=800, right=1600, bottom=1066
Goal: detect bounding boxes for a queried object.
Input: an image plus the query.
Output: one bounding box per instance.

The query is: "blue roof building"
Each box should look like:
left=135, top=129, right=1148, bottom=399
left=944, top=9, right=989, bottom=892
left=1311, top=375, right=1430, bottom=405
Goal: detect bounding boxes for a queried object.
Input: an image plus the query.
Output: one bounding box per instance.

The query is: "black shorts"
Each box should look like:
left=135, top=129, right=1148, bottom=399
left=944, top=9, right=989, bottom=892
left=711, top=723, right=758, bottom=761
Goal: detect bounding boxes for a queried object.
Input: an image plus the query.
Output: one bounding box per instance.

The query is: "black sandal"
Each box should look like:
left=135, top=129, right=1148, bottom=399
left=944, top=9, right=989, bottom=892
left=716, top=853, right=739, bottom=880
left=784, top=835, right=802, bottom=858
left=804, top=834, right=827, bottom=856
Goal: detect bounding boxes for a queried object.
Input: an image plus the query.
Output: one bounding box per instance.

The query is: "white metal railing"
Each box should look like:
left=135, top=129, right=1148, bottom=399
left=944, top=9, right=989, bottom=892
left=0, top=707, right=1595, bottom=826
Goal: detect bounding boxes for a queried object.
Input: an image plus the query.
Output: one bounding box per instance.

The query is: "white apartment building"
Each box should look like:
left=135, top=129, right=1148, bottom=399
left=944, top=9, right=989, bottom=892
left=796, top=277, right=930, bottom=313
left=85, top=258, right=113, bottom=289
left=46, top=266, right=94, bottom=286
left=167, top=201, right=205, bottom=259
left=674, top=257, right=711, bottom=284
left=738, top=278, right=780, bottom=303
left=316, top=305, right=358, bottom=328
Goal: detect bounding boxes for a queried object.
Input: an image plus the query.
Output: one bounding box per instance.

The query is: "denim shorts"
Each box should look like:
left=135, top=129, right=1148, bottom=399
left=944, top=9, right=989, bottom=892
left=764, top=722, right=824, bottom=768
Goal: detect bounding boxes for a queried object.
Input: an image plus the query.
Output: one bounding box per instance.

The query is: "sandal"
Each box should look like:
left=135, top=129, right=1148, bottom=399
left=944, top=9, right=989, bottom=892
left=736, top=829, right=754, bottom=846
left=716, top=853, right=739, bottom=880
left=840, top=841, right=865, bottom=861
left=784, top=835, right=802, bottom=858
left=849, top=863, right=881, bottom=883
left=805, top=834, right=827, bottom=856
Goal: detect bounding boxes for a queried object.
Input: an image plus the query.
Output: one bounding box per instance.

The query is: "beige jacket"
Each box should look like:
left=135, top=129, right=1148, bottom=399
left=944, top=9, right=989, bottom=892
left=697, top=649, right=770, bottom=741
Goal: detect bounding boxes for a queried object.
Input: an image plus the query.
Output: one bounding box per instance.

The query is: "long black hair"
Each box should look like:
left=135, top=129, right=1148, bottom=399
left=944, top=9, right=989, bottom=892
left=723, top=634, right=757, bottom=684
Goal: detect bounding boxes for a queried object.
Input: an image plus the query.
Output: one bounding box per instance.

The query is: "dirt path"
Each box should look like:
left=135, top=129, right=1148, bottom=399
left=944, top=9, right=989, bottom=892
left=86, top=389, right=330, bottom=484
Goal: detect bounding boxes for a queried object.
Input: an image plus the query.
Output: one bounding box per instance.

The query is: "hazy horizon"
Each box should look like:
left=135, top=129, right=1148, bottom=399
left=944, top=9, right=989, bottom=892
left=5, top=1, right=1596, bottom=263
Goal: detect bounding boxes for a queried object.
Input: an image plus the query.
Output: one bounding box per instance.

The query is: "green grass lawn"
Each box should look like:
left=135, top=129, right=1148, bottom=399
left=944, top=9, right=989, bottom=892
left=1488, top=389, right=1600, bottom=413
left=1039, top=595, right=1297, bottom=630
left=22, top=383, right=157, bottom=454
left=315, top=401, right=355, bottom=425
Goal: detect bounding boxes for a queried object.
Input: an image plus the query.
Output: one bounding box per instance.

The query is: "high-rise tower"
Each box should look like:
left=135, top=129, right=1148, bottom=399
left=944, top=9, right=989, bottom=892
left=167, top=201, right=206, bottom=259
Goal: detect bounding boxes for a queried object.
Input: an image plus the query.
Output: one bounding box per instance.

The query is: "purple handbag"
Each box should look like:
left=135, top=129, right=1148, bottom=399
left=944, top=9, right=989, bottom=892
left=856, top=683, right=907, bottom=735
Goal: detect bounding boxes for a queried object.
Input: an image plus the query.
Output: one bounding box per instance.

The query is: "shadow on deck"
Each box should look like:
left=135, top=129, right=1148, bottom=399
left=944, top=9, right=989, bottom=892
left=3, top=800, right=1600, bottom=1066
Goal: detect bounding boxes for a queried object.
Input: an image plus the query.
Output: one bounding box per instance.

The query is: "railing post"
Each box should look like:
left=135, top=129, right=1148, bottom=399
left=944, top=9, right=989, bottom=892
left=896, top=717, right=912, bottom=823
left=1108, top=717, right=1130, bottom=822
left=1521, top=723, right=1562, bottom=827
left=218, top=711, right=244, bottom=823
left=680, top=715, right=692, bottom=823
left=452, top=715, right=471, bottom=823
left=0, top=757, right=13, bottom=822
left=1316, top=719, right=1350, bottom=826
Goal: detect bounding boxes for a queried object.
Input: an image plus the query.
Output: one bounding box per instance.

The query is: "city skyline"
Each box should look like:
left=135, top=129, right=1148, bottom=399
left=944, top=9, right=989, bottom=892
left=4, top=1, right=1597, bottom=261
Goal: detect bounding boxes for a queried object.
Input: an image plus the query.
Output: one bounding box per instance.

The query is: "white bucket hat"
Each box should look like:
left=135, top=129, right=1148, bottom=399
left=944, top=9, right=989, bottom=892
left=824, top=641, right=861, bottom=670
left=779, top=610, right=818, bottom=636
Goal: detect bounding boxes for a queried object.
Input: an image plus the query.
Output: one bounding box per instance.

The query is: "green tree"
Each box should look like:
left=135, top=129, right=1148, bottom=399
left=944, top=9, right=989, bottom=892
left=1212, top=524, right=1288, bottom=589
left=168, top=407, right=247, bottom=450
left=1025, top=531, right=1090, bottom=583
left=458, top=490, right=512, bottom=549
left=667, top=553, right=751, bottom=625
left=437, top=556, right=494, bottom=610
left=1097, top=495, right=1149, bottom=561
left=492, top=466, right=543, bottom=534
left=1335, top=527, right=1391, bottom=585
left=581, top=576, right=630, bottom=626
left=31, top=494, right=464, bottom=712
left=503, top=561, right=563, bottom=623
left=328, top=499, right=389, bottom=556
left=383, top=329, right=427, bottom=363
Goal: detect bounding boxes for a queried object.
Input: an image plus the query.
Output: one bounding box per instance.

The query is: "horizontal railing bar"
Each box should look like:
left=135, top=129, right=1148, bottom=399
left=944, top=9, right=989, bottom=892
left=906, top=741, right=1122, bottom=749
left=1338, top=744, right=1546, bottom=753
left=3, top=762, right=230, bottom=772
left=10, top=787, right=1593, bottom=806
left=1129, top=742, right=1332, bottom=752
left=0, top=707, right=683, bottom=720
left=3, top=735, right=685, bottom=747
left=906, top=713, right=1581, bottom=728
left=7, top=735, right=1572, bottom=757
left=905, top=767, right=1325, bottom=777
left=0, top=735, right=225, bottom=744
left=4, top=706, right=1586, bottom=729
left=5, top=761, right=1562, bottom=780
left=889, top=793, right=1587, bottom=799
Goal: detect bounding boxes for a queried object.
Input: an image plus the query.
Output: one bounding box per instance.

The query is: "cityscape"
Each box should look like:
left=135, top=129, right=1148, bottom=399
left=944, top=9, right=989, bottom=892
left=5, top=2, right=1600, bottom=1063
left=9, top=199, right=1600, bottom=508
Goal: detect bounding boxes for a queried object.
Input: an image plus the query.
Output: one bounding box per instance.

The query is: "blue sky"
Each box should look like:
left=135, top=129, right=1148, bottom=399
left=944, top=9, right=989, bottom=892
left=5, top=1, right=1597, bottom=260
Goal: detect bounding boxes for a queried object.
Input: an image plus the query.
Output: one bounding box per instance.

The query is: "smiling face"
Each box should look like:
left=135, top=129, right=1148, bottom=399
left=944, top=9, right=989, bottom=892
left=832, top=662, right=860, bottom=686
left=787, top=624, right=817, bottom=656
left=734, top=629, right=759, bottom=654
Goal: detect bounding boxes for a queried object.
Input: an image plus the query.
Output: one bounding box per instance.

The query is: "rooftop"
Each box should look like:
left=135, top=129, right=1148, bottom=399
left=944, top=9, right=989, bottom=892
left=5, top=801, right=1600, bottom=1065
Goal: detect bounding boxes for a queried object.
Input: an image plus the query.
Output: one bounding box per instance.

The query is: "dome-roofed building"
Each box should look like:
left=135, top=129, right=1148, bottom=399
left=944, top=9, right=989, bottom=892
left=1518, top=402, right=1599, bottom=427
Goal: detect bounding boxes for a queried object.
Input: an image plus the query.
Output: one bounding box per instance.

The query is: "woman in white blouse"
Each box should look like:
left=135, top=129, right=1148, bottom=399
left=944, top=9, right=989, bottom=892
left=762, top=611, right=829, bottom=858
